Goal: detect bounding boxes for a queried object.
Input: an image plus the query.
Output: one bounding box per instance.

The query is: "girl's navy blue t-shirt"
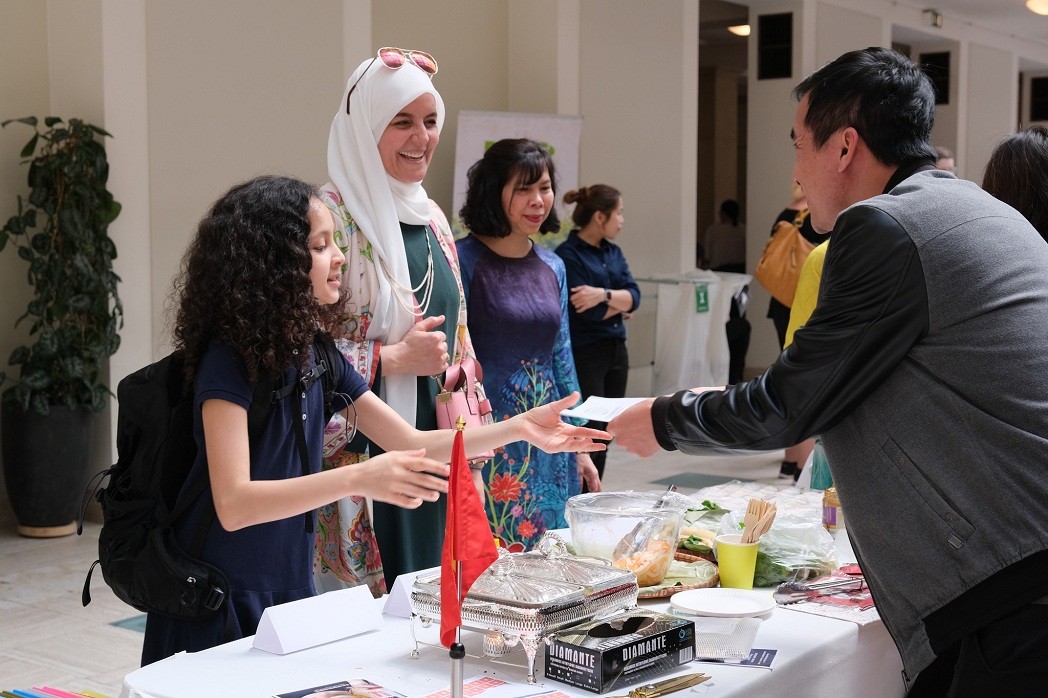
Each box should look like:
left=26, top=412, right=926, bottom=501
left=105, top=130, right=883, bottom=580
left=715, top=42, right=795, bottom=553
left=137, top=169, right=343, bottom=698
left=141, top=340, right=368, bottom=665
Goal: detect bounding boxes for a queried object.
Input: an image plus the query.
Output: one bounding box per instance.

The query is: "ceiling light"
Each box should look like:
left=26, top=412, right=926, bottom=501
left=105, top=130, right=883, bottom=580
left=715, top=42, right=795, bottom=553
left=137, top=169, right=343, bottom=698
left=1028, top=0, right=1048, bottom=15
left=728, top=24, right=751, bottom=37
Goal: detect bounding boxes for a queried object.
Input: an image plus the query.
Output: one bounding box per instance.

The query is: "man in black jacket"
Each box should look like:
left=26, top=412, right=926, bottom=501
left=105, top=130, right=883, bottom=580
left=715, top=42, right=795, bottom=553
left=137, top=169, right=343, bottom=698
left=609, top=47, right=1048, bottom=694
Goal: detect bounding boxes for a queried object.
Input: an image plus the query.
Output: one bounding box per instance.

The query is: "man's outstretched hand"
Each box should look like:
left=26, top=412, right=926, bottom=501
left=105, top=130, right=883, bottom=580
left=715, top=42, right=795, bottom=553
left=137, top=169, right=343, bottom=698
left=607, top=398, right=660, bottom=458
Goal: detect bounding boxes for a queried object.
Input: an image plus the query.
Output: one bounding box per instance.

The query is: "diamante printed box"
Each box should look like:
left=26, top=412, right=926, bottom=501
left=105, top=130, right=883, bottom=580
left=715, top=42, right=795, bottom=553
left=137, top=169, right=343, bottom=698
left=544, top=609, right=696, bottom=694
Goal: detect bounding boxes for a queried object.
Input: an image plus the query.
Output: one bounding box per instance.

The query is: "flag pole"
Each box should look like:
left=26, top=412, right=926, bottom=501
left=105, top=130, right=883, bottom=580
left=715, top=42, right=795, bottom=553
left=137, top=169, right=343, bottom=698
left=450, top=572, right=464, bottom=698
left=450, top=415, right=467, bottom=698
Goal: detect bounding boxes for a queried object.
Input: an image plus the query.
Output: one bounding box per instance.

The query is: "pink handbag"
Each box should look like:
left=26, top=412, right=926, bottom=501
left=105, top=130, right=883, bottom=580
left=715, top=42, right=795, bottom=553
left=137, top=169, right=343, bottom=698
left=436, top=354, right=494, bottom=462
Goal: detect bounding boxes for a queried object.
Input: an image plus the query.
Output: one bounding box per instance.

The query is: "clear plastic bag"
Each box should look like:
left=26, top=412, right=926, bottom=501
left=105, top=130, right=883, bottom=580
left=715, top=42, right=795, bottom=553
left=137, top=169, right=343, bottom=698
left=718, top=509, right=838, bottom=587
left=809, top=438, right=833, bottom=490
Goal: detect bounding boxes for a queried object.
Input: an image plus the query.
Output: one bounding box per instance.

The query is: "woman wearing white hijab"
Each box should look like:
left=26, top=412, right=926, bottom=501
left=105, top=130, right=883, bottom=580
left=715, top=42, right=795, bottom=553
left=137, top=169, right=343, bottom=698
left=315, top=49, right=488, bottom=594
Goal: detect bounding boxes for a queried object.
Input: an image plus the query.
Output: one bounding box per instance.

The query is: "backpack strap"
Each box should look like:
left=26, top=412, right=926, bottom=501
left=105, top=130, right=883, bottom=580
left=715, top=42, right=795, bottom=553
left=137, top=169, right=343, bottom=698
left=311, top=335, right=342, bottom=419
left=272, top=337, right=337, bottom=410
left=289, top=337, right=343, bottom=532
left=292, top=380, right=314, bottom=534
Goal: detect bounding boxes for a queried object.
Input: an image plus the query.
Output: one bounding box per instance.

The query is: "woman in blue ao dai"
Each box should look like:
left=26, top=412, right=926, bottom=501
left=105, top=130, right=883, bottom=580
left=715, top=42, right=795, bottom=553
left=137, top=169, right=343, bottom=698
left=457, top=139, right=601, bottom=551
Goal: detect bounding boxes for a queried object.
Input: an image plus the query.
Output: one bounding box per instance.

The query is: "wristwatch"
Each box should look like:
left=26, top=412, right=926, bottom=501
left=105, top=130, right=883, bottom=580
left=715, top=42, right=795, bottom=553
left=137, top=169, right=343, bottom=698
left=604, top=288, right=612, bottom=303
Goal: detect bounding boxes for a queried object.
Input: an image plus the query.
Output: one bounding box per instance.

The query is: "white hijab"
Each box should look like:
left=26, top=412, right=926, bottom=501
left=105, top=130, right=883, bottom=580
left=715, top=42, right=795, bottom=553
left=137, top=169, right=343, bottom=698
left=327, top=57, right=446, bottom=423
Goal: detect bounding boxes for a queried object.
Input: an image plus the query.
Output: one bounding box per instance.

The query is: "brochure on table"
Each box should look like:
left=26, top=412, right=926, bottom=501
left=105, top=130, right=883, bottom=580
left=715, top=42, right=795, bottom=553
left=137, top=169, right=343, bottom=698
left=275, top=678, right=406, bottom=698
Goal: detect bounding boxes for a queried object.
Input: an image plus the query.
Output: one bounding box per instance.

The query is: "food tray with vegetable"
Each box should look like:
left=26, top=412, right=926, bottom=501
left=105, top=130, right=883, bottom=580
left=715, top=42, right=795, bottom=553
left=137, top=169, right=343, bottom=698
left=682, top=483, right=838, bottom=588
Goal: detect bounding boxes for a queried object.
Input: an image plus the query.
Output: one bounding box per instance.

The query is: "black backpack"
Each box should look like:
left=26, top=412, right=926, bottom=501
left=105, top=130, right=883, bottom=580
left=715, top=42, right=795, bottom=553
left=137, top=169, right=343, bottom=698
left=79, top=338, right=344, bottom=620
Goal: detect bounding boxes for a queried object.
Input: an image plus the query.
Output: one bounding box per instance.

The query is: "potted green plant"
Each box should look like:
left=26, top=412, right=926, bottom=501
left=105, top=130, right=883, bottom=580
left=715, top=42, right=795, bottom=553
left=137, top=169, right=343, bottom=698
left=0, top=116, right=122, bottom=537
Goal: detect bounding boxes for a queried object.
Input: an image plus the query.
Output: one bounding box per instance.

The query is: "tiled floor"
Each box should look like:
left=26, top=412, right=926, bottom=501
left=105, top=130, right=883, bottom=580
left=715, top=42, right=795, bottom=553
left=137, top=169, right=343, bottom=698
left=0, top=444, right=783, bottom=695
left=0, top=520, right=144, bottom=695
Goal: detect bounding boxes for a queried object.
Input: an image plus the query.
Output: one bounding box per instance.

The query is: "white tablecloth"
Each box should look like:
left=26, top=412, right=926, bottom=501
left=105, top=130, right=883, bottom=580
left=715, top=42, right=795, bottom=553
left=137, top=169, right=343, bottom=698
left=637, top=271, right=751, bottom=394
left=122, top=582, right=904, bottom=697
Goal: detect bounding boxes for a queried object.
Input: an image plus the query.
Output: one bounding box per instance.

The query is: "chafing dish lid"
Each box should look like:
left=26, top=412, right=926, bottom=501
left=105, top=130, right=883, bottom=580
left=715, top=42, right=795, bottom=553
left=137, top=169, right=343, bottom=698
left=412, top=551, right=635, bottom=608
left=498, top=552, right=631, bottom=587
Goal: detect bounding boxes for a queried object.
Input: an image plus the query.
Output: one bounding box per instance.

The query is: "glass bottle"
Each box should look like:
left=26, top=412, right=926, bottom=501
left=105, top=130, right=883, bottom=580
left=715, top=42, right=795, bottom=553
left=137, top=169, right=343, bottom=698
left=823, top=487, right=844, bottom=533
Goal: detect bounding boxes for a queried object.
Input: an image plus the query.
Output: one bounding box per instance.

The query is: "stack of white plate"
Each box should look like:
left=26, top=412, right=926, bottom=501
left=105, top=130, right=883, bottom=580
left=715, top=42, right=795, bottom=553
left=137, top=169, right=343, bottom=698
left=669, top=589, right=775, bottom=660
left=669, top=588, right=776, bottom=618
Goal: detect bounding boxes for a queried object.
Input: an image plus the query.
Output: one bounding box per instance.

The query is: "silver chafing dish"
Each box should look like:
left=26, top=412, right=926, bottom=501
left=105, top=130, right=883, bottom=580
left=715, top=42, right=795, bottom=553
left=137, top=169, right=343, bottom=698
left=409, top=536, right=639, bottom=683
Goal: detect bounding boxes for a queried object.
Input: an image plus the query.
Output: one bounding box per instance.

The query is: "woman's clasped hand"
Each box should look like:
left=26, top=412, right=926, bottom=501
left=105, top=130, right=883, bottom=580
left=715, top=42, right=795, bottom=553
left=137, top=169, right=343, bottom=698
left=379, top=314, right=450, bottom=376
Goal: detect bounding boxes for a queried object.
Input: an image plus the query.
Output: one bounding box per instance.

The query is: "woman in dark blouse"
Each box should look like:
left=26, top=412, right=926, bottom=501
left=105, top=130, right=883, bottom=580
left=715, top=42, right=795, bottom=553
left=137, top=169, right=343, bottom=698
left=457, top=139, right=601, bottom=550
left=555, top=184, right=640, bottom=488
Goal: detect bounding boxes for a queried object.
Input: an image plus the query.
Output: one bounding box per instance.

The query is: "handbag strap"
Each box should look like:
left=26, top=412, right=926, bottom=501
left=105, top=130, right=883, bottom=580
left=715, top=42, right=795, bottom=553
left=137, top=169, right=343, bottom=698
left=442, top=353, right=482, bottom=393
left=437, top=322, right=484, bottom=392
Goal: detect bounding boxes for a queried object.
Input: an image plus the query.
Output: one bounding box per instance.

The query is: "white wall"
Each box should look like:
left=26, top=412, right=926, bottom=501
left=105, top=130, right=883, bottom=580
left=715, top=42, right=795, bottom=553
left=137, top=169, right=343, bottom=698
left=0, top=0, right=51, bottom=528
left=0, top=2, right=51, bottom=380
left=145, top=1, right=346, bottom=355
left=508, top=0, right=561, bottom=114
left=103, top=0, right=152, bottom=418
left=965, top=43, right=1018, bottom=184
left=48, top=0, right=104, bottom=121
left=816, top=2, right=881, bottom=67
left=578, top=0, right=698, bottom=278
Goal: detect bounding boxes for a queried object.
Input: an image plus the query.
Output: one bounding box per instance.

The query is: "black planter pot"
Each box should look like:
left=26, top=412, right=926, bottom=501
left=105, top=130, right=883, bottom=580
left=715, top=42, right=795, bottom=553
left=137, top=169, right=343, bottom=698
left=1, top=403, right=92, bottom=537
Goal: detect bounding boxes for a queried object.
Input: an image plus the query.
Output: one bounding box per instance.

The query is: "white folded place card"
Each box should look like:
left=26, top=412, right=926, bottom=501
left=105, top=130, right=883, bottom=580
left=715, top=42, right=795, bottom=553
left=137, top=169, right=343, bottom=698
left=383, top=565, right=439, bottom=619
left=253, top=585, right=382, bottom=655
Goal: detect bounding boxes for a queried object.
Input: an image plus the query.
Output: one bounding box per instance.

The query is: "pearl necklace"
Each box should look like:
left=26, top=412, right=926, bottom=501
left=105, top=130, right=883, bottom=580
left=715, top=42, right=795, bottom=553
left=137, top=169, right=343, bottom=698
left=380, top=229, right=435, bottom=317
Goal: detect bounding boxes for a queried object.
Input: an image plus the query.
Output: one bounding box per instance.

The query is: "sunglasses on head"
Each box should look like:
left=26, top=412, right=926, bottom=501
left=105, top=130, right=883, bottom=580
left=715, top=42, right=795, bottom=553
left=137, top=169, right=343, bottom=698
left=345, top=47, right=438, bottom=115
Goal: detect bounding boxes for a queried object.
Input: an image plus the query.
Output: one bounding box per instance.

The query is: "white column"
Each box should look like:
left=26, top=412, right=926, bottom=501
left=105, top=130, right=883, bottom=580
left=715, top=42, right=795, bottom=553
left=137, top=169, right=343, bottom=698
left=964, top=43, right=1019, bottom=183
left=102, top=0, right=152, bottom=449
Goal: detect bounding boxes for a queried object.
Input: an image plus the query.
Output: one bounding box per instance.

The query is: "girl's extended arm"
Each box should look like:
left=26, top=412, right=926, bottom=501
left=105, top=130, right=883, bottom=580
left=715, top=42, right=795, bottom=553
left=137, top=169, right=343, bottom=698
left=203, top=399, right=449, bottom=531
left=352, top=391, right=610, bottom=463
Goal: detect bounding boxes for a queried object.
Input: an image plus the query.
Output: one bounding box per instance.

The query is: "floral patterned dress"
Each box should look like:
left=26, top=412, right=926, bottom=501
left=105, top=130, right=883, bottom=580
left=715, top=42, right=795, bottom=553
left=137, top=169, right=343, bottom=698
left=456, top=236, right=582, bottom=550
left=314, top=187, right=486, bottom=595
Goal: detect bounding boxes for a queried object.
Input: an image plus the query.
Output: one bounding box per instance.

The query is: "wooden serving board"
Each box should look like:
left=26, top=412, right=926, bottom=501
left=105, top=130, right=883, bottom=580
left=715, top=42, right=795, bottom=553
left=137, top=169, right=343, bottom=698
left=637, top=557, right=719, bottom=599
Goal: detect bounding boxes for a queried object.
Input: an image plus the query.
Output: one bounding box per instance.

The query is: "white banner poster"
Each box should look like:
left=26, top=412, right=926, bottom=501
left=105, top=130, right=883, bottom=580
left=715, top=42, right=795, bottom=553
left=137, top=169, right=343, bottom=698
left=452, top=110, right=582, bottom=248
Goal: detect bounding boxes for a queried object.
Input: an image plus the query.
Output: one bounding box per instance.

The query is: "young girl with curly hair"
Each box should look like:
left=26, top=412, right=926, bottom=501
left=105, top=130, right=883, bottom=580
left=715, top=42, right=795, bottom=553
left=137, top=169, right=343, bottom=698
left=142, top=175, right=606, bottom=664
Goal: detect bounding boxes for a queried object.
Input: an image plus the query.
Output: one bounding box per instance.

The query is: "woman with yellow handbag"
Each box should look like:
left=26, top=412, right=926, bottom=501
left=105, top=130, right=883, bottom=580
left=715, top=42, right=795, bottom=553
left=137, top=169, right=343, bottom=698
left=759, top=183, right=829, bottom=480
left=760, top=183, right=830, bottom=348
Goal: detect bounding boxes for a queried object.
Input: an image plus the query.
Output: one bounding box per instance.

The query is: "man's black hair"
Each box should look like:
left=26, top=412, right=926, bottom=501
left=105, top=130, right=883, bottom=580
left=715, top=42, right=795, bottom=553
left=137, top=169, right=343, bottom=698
left=793, top=46, right=938, bottom=167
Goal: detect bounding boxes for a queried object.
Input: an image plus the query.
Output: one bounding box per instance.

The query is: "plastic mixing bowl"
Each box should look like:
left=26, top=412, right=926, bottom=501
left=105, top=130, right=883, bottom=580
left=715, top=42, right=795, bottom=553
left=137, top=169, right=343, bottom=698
left=566, top=490, right=692, bottom=586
